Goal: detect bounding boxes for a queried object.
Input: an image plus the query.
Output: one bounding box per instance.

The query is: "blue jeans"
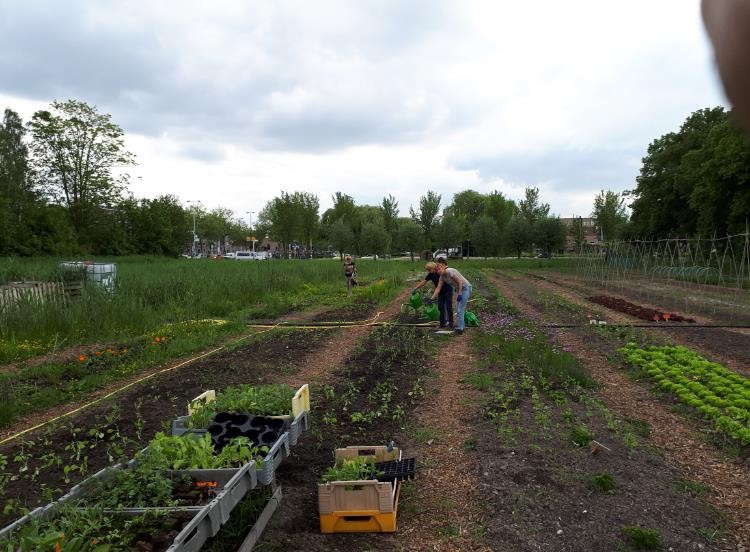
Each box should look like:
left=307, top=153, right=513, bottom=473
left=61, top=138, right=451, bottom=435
left=456, top=284, right=472, bottom=330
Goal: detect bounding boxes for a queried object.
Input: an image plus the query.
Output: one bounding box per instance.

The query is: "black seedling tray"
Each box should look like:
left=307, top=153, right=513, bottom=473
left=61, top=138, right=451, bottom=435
left=374, top=458, right=416, bottom=482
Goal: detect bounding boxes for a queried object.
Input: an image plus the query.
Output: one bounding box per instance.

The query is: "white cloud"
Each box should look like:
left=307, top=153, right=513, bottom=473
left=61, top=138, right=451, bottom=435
left=0, top=0, right=728, bottom=218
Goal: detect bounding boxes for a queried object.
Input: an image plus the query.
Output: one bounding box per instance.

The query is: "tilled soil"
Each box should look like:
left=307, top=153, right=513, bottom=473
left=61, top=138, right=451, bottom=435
left=490, top=270, right=749, bottom=549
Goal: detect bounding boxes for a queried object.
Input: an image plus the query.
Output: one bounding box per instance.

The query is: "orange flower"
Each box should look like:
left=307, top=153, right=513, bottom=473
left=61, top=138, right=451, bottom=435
left=95, top=351, right=102, bottom=356
left=79, top=354, right=87, bottom=362
left=154, top=336, right=161, bottom=343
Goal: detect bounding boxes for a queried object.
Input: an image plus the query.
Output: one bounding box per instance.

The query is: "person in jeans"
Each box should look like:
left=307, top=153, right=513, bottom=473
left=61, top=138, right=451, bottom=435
left=411, top=261, right=453, bottom=328
left=431, top=263, right=472, bottom=335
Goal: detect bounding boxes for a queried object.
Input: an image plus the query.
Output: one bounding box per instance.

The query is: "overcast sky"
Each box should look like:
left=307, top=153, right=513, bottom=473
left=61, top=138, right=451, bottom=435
left=0, top=0, right=727, bottom=221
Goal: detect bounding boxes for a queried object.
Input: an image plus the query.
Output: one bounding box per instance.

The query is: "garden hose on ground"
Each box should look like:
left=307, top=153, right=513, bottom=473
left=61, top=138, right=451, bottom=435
left=0, top=324, right=281, bottom=446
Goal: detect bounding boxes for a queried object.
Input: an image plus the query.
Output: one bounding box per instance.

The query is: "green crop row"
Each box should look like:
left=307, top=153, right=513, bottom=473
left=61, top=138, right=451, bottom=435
left=620, top=343, right=750, bottom=444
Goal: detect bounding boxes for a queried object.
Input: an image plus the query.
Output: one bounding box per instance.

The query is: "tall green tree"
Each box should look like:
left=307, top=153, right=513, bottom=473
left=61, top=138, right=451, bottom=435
left=591, top=190, right=628, bottom=242
left=328, top=218, right=354, bottom=259
left=381, top=194, right=399, bottom=251
left=396, top=219, right=423, bottom=261
left=504, top=216, right=532, bottom=258
left=484, top=190, right=517, bottom=233
left=259, top=191, right=303, bottom=256
left=299, top=192, right=320, bottom=249
left=28, top=100, right=136, bottom=239
left=410, top=191, right=441, bottom=244
left=470, top=215, right=499, bottom=258
left=629, top=106, right=750, bottom=237
left=535, top=216, right=567, bottom=256
left=518, top=187, right=550, bottom=225
left=360, top=222, right=391, bottom=258
left=431, top=214, right=464, bottom=255
left=0, top=108, right=34, bottom=254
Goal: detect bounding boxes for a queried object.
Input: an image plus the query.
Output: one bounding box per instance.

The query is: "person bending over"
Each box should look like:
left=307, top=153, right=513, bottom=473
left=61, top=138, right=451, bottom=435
left=412, top=261, right=453, bottom=328
left=431, top=263, right=472, bottom=336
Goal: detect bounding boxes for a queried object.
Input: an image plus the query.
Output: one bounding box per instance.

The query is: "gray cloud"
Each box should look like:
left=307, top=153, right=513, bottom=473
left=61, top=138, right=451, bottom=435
left=452, top=147, right=643, bottom=193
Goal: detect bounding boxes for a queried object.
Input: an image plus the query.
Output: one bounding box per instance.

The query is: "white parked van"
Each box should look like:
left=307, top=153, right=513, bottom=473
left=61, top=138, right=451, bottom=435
left=235, top=251, right=269, bottom=261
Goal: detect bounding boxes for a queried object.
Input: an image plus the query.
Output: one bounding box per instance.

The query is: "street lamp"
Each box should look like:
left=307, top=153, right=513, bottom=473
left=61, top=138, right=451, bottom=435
left=187, top=200, right=201, bottom=256
left=245, top=211, right=256, bottom=252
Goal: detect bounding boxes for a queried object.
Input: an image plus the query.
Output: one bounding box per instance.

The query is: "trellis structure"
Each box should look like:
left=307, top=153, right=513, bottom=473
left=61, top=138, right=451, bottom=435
left=573, top=231, right=750, bottom=325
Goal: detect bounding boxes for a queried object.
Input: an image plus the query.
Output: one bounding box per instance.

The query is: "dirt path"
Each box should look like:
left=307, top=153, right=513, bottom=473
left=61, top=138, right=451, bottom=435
left=394, top=332, right=495, bottom=552
left=491, top=271, right=750, bottom=549
left=273, top=289, right=411, bottom=386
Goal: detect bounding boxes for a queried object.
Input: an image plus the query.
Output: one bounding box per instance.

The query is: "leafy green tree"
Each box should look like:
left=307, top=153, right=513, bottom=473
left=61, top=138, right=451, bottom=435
left=518, top=187, right=550, bottom=225
left=629, top=106, right=750, bottom=237
left=360, top=222, right=391, bottom=258
left=259, top=191, right=303, bottom=256
left=299, top=192, right=320, bottom=249
left=381, top=194, right=399, bottom=251
left=504, top=216, right=532, bottom=258
left=28, top=100, right=136, bottom=239
left=431, top=214, right=464, bottom=255
left=470, top=215, right=498, bottom=258
left=409, top=191, right=441, bottom=244
left=484, top=190, right=517, bottom=233
left=396, top=219, right=423, bottom=261
left=328, top=218, right=354, bottom=259
left=0, top=108, right=35, bottom=254
left=535, top=216, right=567, bottom=256
left=591, top=190, right=628, bottom=242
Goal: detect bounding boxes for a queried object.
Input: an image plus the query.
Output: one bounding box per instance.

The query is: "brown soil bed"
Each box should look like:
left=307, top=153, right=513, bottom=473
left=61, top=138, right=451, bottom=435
left=489, top=270, right=749, bottom=549
left=590, top=294, right=696, bottom=322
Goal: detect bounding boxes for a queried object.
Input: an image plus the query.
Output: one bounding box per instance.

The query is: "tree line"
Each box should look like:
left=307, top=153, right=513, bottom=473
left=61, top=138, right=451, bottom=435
left=2, top=98, right=746, bottom=258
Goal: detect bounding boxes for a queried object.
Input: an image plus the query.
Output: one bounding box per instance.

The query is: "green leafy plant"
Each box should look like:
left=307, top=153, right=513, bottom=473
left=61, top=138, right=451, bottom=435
left=621, top=525, right=661, bottom=550
left=320, top=457, right=382, bottom=483
left=187, top=384, right=296, bottom=429
left=142, top=433, right=267, bottom=470
left=589, top=473, right=615, bottom=493
left=570, top=424, right=594, bottom=447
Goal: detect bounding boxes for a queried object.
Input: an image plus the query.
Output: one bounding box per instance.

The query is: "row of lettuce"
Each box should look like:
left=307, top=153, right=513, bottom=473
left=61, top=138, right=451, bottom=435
left=0, top=383, right=301, bottom=551
left=620, top=343, right=750, bottom=445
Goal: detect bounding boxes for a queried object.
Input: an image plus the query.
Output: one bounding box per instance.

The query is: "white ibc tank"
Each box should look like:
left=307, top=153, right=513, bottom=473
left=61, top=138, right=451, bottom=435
left=60, top=261, right=117, bottom=293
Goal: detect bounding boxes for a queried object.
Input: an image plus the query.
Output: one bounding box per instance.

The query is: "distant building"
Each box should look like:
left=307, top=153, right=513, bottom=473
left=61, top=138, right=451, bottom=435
left=560, top=217, right=600, bottom=252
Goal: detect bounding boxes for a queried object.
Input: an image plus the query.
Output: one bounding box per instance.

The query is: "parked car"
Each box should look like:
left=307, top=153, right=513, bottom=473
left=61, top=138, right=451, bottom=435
left=235, top=251, right=269, bottom=261
left=223, top=252, right=236, bottom=259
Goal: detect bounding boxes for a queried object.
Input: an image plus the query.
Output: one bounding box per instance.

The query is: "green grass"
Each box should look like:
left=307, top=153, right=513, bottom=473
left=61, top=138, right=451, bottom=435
left=0, top=257, right=409, bottom=363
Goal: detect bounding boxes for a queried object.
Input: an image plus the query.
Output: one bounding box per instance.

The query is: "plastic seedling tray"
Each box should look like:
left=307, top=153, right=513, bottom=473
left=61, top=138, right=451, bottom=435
left=374, top=458, right=416, bottom=482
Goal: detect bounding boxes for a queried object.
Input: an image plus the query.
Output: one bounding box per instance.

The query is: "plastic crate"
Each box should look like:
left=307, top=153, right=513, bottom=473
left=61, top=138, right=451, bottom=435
left=288, top=409, right=309, bottom=446
left=0, top=465, right=258, bottom=552
left=184, top=384, right=309, bottom=418
left=317, top=445, right=402, bottom=534
left=318, top=481, right=401, bottom=533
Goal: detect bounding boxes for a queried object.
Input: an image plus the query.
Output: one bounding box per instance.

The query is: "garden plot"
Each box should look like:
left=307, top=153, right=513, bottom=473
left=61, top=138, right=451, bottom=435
left=0, top=327, right=330, bottom=528
left=488, top=270, right=749, bottom=549
left=513, top=269, right=750, bottom=376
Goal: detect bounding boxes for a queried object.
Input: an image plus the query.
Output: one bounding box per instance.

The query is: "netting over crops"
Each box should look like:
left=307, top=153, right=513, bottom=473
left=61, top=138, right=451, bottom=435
left=573, top=232, right=750, bottom=325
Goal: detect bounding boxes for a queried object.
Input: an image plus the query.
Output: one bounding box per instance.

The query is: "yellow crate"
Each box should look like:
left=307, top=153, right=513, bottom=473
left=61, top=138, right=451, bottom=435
left=318, top=445, right=401, bottom=534
left=319, top=481, right=400, bottom=533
